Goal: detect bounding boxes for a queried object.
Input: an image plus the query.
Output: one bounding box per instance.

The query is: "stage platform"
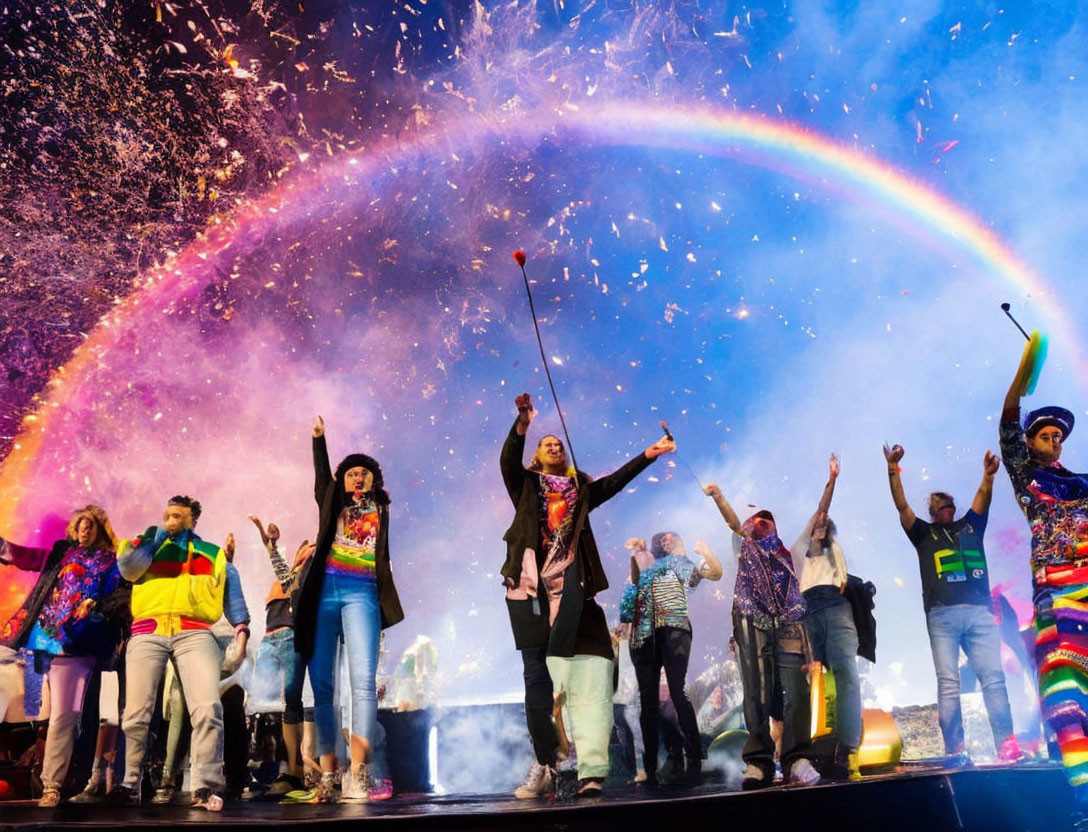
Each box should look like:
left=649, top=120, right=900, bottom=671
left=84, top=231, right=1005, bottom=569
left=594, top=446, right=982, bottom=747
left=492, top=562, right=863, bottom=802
left=0, top=762, right=1075, bottom=832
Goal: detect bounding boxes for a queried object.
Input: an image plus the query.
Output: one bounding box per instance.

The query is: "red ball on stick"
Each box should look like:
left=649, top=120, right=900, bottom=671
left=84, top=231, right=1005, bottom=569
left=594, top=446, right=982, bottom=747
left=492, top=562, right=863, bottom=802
left=513, top=250, right=527, bottom=267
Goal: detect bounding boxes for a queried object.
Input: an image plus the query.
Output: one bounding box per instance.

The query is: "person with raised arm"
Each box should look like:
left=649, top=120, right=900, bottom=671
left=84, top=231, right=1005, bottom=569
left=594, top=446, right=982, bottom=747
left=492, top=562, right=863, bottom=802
left=884, top=443, right=1021, bottom=765
left=291, top=416, right=403, bottom=803
left=620, top=531, right=722, bottom=786
left=247, top=516, right=315, bottom=798
left=789, top=453, right=863, bottom=780
left=501, top=392, right=674, bottom=798
left=703, top=483, right=819, bottom=789
left=1000, top=357, right=1088, bottom=791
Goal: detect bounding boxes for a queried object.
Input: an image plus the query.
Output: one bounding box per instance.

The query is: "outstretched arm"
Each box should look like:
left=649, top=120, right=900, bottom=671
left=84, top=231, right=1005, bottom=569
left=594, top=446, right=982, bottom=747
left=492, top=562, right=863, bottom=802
left=1003, top=337, right=1038, bottom=422
left=586, top=435, right=674, bottom=510
left=972, top=450, right=1001, bottom=515
left=1002, top=375, right=1022, bottom=423
left=883, top=444, right=916, bottom=531
left=703, top=484, right=742, bottom=535
left=0, top=536, right=51, bottom=571
left=312, top=416, right=332, bottom=505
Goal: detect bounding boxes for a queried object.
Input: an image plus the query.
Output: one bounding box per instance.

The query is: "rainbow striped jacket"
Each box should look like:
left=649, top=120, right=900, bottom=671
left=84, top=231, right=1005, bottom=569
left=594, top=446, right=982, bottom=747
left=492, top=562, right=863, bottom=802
left=118, top=527, right=226, bottom=636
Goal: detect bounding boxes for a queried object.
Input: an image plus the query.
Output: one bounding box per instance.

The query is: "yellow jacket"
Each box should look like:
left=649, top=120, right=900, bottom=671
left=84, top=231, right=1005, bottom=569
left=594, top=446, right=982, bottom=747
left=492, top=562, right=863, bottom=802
left=118, top=527, right=226, bottom=636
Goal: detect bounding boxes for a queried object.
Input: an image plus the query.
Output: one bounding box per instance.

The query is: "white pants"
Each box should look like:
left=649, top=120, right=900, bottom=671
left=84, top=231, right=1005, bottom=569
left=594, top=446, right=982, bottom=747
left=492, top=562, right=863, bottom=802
left=546, top=655, right=614, bottom=779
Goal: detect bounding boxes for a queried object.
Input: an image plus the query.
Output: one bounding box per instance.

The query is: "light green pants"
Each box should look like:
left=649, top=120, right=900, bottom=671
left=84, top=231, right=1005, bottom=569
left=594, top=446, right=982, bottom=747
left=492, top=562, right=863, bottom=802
left=546, top=655, right=613, bottom=779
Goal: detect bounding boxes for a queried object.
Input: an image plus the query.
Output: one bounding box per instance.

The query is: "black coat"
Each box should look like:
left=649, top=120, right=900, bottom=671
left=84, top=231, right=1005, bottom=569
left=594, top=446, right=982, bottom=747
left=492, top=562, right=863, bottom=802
left=293, top=435, right=404, bottom=661
left=500, top=419, right=654, bottom=654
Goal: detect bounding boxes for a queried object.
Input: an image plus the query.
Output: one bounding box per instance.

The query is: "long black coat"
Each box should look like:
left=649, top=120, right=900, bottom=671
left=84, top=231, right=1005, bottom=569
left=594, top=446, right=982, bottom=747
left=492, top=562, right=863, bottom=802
left=500, top=419, right=654, bottom=655
left=293, top=435, right=404, bottom=661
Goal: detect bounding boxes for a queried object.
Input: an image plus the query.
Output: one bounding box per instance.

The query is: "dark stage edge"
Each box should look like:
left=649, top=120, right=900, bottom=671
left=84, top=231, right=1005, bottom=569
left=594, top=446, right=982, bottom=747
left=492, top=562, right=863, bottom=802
left=0, top=763, right=1077, bottom=832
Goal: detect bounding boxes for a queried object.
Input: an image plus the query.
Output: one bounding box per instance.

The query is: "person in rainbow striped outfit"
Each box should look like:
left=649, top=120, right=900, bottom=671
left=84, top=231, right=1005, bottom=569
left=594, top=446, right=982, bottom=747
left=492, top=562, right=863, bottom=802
left=1002, top=364, right=1088, bottom=795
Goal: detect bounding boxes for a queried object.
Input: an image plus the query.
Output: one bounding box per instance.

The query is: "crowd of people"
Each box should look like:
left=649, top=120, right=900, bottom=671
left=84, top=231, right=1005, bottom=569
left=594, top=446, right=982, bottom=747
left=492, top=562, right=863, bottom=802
left=1, top=343, right=1087, bottom=810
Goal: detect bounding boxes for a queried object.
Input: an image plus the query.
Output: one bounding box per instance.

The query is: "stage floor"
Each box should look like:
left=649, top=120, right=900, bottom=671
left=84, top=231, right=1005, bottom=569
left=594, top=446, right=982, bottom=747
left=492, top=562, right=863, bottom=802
left=0, top=761, right=1074, bottom=832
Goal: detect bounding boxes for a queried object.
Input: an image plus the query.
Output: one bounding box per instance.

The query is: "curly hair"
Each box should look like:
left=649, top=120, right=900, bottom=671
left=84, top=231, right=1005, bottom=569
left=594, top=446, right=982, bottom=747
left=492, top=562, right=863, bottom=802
left=66, top=504, right=117, bottom=552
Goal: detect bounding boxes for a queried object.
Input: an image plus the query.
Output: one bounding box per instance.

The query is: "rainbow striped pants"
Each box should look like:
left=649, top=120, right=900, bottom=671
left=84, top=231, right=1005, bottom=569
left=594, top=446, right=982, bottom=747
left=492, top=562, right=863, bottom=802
left=1036, top=578, right=1088, bottom=792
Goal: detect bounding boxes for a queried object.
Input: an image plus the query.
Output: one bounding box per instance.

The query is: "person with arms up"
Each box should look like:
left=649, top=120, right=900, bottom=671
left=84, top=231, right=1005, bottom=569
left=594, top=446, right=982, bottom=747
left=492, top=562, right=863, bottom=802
left=501, top=392, right=674, bottom=798
left=790, top=453, right=864, bottom=780
left=1000, top=354, right=1088, bottom=791
left=704, top=483, right=820, bottom=789
left=884, top=443, right=1022, bottom=765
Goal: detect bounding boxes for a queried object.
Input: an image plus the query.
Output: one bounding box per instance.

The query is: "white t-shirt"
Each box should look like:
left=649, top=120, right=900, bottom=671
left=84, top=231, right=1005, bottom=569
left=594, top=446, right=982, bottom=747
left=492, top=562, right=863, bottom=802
left=789, top=513, right=847, bottom=594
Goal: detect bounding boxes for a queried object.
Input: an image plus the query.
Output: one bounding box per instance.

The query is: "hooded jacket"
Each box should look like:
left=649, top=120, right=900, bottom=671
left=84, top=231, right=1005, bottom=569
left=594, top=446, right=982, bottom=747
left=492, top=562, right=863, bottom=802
left=293, top=435, right=404, bottom=660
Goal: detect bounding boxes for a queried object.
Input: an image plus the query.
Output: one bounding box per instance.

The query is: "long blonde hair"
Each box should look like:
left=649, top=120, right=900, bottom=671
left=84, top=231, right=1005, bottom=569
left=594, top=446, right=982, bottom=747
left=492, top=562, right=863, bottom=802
left=66, top=504, right=117, bottom=552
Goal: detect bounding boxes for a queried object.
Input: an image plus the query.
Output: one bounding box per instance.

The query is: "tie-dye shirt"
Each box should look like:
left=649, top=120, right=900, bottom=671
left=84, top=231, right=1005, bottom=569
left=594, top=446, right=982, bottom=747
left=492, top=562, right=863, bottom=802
left=326, top=495, right=379, bottom=580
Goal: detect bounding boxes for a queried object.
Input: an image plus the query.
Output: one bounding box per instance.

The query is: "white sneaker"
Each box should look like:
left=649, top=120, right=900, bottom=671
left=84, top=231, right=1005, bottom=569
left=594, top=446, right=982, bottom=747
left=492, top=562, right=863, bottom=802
left=514, top=762, right=554, bottom=799
left=789, top=758, right=821, bottom=786
left=342, top=764, right=370, bottom=803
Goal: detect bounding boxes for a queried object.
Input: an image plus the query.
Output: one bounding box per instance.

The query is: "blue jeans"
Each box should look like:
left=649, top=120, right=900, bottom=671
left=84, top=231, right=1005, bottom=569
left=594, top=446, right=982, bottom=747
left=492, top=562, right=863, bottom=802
left=804, top=587, right=863, bottom=750
left=252, top=628, right=308, bottom=724
left=307, top=572, right=380, bottom=756
left=926, top=603, right=1014, bottom=754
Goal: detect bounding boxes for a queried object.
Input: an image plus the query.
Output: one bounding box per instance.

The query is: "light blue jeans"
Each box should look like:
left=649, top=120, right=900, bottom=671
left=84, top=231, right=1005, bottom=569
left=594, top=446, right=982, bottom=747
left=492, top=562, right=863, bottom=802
left=307, top=572, right=380, bottom=756
left=251, top=628, right=308, bottom=724
left=804, top=587, right=863, bottom=750
left=926, top=603, right=1014, bottom=754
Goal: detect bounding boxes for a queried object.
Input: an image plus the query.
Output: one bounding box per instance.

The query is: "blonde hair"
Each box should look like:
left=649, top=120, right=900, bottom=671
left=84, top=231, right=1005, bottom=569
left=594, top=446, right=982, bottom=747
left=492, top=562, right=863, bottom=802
left=67, top=504, right=117, bottom=552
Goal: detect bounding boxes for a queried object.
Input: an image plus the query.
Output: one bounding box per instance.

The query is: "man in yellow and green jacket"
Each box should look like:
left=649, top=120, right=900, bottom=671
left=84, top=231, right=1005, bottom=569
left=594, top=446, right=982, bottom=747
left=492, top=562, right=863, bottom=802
left=108, top=495, right=249, bottom=812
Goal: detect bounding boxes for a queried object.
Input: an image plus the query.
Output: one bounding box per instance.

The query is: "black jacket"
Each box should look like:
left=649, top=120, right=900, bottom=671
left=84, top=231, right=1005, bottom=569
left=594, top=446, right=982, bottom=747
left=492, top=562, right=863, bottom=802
left=844, top=574, right=877, bottom=663
left=500, top=419, right=654, bottom=654
left=293, top=435, right=404, bottom=660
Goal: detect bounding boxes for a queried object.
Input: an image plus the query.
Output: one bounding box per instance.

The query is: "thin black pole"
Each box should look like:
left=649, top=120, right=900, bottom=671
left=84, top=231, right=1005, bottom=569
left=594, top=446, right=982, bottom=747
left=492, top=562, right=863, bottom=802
left=1000, top=302, right=1030, bottom=341
left=516, top=253, right=579, bottom=474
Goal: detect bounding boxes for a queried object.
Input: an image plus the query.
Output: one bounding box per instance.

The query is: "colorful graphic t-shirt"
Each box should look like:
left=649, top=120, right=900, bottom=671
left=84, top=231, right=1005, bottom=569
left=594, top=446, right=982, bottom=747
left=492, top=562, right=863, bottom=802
left=538, top=473, right=579, bottom=626
left=327, top=495, right=379, bottom=580
left=905, top=509, right=991, bottom=612
left=1000, top=418, right=1088, bottom=580
left=28, top=546, right=119, bottom=656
